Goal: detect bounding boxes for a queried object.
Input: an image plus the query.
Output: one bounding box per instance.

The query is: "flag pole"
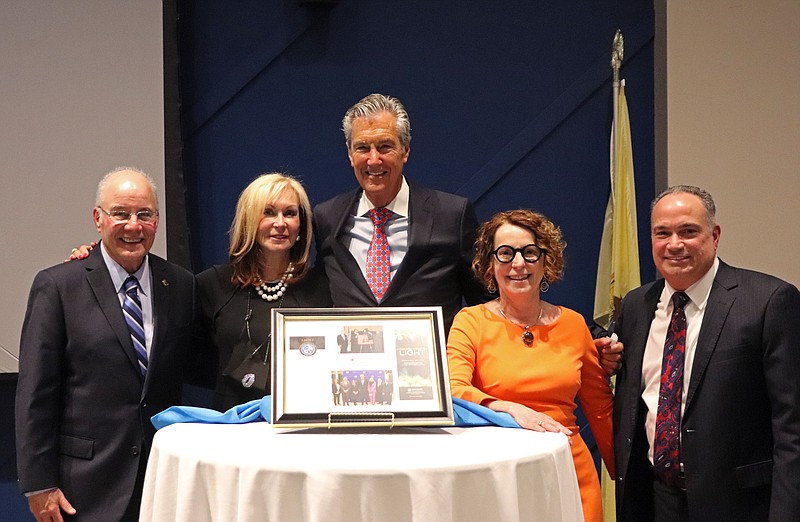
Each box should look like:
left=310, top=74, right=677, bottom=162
left=600, top=29, right=633, bottom=522
left=610, top=29, right=624, bottom=204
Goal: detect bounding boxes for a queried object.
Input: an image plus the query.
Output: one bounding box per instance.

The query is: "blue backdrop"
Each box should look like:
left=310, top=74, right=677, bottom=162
left=178, top=0, right=657, bottom=322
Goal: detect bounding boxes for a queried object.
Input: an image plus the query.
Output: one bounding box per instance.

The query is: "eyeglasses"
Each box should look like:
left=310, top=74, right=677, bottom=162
left=97, top=207, right=158, bottom=224
left=493, top=244, right=544, bottom=264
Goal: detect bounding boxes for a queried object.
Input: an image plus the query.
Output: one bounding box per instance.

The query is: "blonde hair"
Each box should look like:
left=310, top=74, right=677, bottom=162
left=229, top=173, right=313, bottom=286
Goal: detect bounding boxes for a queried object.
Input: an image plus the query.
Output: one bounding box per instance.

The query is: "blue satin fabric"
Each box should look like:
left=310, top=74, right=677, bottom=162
left=152, top=396, right=520, bottom=430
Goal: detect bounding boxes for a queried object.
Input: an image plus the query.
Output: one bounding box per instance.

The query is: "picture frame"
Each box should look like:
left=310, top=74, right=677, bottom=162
left=271, top=307, right=453, bottom=428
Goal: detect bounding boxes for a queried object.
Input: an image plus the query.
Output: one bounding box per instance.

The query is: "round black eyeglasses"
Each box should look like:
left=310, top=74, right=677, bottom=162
left=493, top=244, right=544, bottom=264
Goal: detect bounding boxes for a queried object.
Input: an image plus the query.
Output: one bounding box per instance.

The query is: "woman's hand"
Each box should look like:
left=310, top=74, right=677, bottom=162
left=595, top=334, right=623, bottom=376
left=487, top=400, right=573, bottom=436
left=64, top=242, right=96, bottom=262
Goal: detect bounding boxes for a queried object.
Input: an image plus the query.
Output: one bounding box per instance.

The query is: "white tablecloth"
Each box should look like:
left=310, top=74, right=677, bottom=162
left=140, top=423, right=583, bottom=522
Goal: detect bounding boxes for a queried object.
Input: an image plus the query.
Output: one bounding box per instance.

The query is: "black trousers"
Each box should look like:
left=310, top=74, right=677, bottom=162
left=653, top=475, right=689, bottom=522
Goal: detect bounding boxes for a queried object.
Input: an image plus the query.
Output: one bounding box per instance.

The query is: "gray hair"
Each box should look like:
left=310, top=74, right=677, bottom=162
left=651, top=185, right=716, bottom=227
left=342, top=93, right=411, bottom=148
left=95, top=166, right=159, bottom=209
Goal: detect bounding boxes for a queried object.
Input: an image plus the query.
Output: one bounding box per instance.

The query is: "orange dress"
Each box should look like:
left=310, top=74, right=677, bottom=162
left=447, top=304, right=614, bottom=522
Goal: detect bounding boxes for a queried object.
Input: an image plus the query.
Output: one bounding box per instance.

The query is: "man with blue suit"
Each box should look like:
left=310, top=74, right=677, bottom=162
left=16, top=167, right=199, bottom=522
left=613, top=185, right=800, bottom=521
left=313, top=93, right=489, bottom=333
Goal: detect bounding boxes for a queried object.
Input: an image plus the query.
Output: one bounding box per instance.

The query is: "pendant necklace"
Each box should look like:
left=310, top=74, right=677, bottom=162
left=498, top=302, right=543, bottom=347
left=240, top=284, right=286, bottom=389
left=254, top=262, right=294, bottom=301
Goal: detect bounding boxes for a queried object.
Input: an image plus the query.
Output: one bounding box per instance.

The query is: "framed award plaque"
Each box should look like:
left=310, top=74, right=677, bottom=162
left=271, top=307, right=453, bottom=428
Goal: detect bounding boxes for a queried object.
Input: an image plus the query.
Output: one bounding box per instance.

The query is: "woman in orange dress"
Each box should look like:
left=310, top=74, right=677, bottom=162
left=447, top=209, right=615, bottom=522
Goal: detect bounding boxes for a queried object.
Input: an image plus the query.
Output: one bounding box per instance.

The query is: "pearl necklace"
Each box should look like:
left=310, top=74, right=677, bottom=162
left=255, top=263, right=294, bottom=301
left=498, top=302, right=543, bottom=347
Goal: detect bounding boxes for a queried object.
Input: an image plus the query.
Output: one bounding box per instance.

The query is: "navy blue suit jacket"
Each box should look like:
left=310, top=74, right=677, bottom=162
left=613, top=260, right=800, bottom=522
left=312, top=182, right=490, bottom=333
left=15, top=248, right=199, bottom=521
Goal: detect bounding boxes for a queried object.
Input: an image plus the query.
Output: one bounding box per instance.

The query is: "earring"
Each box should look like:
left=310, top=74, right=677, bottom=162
left=540, top=280, right=550, bottom=293
left=487, top=279, right=496, bottom=293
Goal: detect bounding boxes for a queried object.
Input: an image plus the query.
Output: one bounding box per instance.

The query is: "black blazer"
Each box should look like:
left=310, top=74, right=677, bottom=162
left=312, top=182, right=490, bottom=332
left=196, top=263, right=332, bottom=411
left=15, top=248, right=198, bottom=521
left=613, top=260, right=800, bottom=522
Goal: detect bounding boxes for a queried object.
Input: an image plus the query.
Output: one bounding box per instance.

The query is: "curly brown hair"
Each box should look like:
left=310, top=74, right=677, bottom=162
left=473, top=209, right=566, bottom=292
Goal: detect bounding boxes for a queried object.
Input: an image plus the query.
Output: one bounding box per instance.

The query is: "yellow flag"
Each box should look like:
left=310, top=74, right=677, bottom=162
left=594, top=81, right=640, bottom=330
left=594, top=80, right=640, bottom=522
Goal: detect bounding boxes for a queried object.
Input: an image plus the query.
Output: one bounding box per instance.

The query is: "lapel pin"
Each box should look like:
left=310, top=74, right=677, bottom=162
left=162, top=279, right=169, bottom=286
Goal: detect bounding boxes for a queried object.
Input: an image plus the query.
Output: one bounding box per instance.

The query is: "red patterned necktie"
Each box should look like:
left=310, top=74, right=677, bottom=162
left=653, top=291, right=690, bottom=486
left=366, top=207, right=392, bottom=301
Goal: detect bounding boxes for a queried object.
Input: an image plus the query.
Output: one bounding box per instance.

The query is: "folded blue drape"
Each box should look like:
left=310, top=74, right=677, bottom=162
left=151, top=396, right=520, bottom=430
left=452, top=397, right=521, bottom=428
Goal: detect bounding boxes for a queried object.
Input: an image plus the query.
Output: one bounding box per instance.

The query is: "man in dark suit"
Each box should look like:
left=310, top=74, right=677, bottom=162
left=313, top=93, right=489, bottom=332
left=336, top=330, right=348, bottom=353
left=612, top=185, right=800, bottom=521
left=16, top=167, right=199, bottom=522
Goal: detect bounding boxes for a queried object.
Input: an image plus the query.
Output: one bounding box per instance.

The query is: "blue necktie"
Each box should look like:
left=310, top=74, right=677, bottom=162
left=123, top=276, right=148, bottom=376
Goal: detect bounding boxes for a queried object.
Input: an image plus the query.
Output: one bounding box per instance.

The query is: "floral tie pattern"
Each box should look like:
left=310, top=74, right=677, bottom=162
left=653, top=291, right=689, bottom=486
left=366, top=208, right=392, bottom=302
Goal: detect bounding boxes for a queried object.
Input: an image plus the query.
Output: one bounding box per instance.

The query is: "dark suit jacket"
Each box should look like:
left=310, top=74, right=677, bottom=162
left=15, top=248, right=198, bottom=521
left=196, top=263, right=331, bottom=411
left=313, top=182, right=490, bottom=333
left=613, top=260, right=800, bottom=522
left=336, top=334, right=348, bottom=352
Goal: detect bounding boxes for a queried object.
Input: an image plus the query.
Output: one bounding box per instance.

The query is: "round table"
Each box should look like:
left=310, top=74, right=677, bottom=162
left=140, top=422, right=583, bottom=522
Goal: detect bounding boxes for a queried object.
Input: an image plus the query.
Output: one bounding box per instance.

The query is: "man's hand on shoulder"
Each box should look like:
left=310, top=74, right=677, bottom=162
left=28, top=488, right=76, bottom=522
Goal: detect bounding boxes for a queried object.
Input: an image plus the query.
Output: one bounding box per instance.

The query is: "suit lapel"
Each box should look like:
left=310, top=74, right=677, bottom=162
left=622, top=282, right=663, bottom=408
left=332, top=189, right=375, bottom=301
left=685, top=262, right=737, bottom=411
left=631, top=282, right=664, bottom=369
left=85, top=252, right=143, bottom=380
left=383, top=183, right=433, bottom=302
left=147, top=256, right=172, bottom=391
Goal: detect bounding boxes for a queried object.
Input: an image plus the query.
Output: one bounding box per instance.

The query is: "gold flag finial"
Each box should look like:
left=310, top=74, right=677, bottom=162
left=611, top=30, right=624, bottom=82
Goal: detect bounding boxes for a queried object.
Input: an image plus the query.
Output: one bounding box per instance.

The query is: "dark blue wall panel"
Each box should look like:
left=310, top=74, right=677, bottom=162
left=1, top=375, right=33, bottom=520
left=178, top=0, right=656, bottom=320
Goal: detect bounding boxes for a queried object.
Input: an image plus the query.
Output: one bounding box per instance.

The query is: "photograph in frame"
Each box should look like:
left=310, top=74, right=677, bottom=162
left=271, top=307, right=453, bottom=428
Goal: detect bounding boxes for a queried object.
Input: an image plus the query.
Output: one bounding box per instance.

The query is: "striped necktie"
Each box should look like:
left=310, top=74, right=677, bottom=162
left=122, top=276, right=148, bottom=376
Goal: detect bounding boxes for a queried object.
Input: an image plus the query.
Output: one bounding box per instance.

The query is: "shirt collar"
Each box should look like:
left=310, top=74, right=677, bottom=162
left=100, top=241, right=152, bottom=297
left=663, top=256, right=719, bottom=311
left=356, top=176, right=410, bottom=217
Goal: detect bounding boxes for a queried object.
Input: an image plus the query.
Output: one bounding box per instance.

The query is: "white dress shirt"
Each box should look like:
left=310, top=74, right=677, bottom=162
left=641, top=257, right=719, bottom=463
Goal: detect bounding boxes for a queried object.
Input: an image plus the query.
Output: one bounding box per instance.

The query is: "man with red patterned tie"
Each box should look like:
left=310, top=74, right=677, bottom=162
left=312, top=93, right=489, bottom=334
left=612, top=185, right=800, bottom=521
